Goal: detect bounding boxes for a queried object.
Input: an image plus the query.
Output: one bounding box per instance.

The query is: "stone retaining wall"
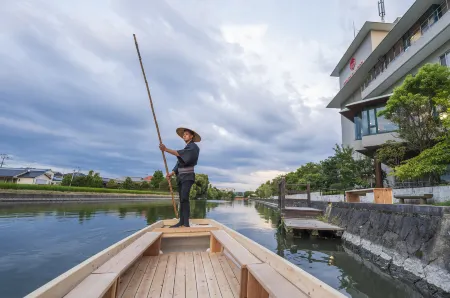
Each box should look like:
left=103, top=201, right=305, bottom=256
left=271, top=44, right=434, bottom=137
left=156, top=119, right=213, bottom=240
left=252, top=199, right=450, bottom=296
left=328, top=202, right=450, bottom=297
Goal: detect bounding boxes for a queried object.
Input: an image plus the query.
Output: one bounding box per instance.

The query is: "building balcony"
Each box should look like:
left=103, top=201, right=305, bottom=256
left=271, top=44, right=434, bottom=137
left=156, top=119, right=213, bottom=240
left=362, top=3, right=450, bottom=99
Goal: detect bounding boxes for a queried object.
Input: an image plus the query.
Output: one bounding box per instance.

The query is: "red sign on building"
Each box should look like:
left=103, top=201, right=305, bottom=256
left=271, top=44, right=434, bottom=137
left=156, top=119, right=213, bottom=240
left=349, top=57, right=356, bottom=70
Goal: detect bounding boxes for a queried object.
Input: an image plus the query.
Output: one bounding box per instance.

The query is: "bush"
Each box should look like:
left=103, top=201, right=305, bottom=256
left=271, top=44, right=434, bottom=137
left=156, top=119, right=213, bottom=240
left=0, top=183, right=169, bottom=195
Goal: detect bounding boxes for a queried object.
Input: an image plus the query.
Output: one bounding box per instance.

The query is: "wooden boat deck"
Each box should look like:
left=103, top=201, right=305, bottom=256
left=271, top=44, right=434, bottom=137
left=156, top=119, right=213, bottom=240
left=118, top=252, right=240, bottom=298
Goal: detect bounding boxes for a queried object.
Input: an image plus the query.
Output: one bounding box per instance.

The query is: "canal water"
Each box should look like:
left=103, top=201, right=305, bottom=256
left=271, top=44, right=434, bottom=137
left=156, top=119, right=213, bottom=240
left=0, top=200, right=418, bottom=298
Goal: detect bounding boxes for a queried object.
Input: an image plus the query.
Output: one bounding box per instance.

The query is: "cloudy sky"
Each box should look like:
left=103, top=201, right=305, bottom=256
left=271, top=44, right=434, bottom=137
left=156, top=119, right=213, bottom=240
left=0, top=0, right=414, bottom=190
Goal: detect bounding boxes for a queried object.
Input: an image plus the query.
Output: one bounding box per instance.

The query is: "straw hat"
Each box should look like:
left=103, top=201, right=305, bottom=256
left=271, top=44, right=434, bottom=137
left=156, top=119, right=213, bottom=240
left=176, top=127, right=201, bottom=142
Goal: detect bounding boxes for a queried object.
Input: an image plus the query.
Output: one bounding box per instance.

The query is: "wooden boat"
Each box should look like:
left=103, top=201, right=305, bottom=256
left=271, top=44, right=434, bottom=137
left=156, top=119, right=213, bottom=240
left=26, top=219, right=346, bottom=298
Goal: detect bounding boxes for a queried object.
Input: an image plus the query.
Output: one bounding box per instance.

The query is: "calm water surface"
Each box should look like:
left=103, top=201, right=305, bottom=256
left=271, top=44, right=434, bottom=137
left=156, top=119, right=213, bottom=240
left=0, top=200, right=416, bottom=298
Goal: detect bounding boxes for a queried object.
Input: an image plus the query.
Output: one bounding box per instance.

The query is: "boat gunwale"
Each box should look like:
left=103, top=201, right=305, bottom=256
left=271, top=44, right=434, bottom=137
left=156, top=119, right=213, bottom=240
left=26, top=218, right=346, bottom=298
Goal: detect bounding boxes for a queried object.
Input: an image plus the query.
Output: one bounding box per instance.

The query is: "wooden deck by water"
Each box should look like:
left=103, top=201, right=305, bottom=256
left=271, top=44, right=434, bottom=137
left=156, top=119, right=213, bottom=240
left=283, top=218, right=344, bottom=232
left=117, top=252, right=240, bottom=298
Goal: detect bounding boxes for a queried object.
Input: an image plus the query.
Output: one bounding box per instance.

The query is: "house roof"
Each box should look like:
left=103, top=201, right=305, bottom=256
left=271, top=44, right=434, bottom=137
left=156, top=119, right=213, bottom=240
left=19, top=170, right=50, bottom=179
left=144, top=176, right=153, bottom=181
left=0, top=168, right=52, bottom=179
left=0, top=168, right=28, bottom=177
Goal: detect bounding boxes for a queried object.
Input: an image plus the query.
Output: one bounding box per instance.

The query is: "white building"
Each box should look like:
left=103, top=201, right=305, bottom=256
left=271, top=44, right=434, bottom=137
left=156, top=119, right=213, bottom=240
left=327, top=0, right=450, bottom=186
left=0, top=168, right=54, bottom=184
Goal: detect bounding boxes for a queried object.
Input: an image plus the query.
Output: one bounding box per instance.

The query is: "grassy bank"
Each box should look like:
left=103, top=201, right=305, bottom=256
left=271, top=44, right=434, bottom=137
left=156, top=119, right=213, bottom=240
left=0, top=183, right=170, bottom=195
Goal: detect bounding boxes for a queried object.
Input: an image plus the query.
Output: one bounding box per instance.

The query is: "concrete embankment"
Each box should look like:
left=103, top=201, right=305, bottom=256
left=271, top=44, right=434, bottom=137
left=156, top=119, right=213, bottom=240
left=0, top=191, right=178, bottom=202
left=253, top=199, right=450, bottom=297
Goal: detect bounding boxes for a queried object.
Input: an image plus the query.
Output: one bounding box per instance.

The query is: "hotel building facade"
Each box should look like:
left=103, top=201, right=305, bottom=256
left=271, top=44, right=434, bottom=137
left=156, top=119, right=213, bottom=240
left=327, top=0, right=450, bottom=186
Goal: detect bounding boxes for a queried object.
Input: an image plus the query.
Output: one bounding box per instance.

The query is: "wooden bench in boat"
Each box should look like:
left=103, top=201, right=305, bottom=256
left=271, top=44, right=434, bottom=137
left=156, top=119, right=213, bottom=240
left=394, top=194, right=433, bottom=204
left=210, top=230, right=262, bottom=298
left=64, top=231, right=162, bottom=298
left=247, top=263, right=307, bottom=298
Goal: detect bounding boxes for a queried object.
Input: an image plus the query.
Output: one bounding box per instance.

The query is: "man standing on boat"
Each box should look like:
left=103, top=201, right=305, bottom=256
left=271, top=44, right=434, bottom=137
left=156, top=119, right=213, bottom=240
left=159, top=127, right=200, bottom=228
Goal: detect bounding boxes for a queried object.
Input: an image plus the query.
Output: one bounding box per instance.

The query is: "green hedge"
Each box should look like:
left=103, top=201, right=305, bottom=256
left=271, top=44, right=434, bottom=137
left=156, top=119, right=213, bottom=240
left=0, top=183, right=169, bottom=195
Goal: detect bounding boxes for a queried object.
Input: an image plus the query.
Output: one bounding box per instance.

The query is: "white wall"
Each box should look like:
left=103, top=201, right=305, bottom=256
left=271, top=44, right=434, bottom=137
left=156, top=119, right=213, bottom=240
left=278, top=185, right=450, bottom=204
left=17, top=175, right=51, bottom=185
left=339, top=33, right=374, bottom=88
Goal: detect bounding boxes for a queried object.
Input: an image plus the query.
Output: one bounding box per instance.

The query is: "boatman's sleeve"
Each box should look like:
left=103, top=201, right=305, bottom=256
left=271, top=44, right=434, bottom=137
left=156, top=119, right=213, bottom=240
left=172, top=161, right=179, bottom=175
left=177, top=143, right=197, bottom=165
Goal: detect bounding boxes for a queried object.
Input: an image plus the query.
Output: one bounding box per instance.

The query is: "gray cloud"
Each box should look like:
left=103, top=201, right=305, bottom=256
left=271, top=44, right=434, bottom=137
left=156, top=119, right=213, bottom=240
left=0, top=0, right=415, bottom=189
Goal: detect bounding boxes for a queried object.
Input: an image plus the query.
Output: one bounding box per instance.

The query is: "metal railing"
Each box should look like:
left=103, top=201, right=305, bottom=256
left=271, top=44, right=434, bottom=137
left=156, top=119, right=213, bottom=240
left=361, top=1, right=449, bottom=92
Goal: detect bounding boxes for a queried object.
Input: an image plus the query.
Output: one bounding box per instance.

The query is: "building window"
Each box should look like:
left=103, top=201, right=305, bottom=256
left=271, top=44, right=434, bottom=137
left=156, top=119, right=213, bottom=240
left=354, top=113, right=362, bottom=140
left=376, top=106, right=398, bottom=133
left=440, top=51, right=450, bottom=66
left=358, top=105, right=398, bottom=138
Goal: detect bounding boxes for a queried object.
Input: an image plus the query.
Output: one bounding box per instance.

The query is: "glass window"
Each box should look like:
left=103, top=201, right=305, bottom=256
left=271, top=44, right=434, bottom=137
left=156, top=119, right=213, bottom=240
left=376, top=106, right=398, bottom=133
left=362, top=110, right=369, bottom=136
left=354, top=113, right=362, bottom=140
left=368, top=108, right=377, bottom=134
left=441, top=52, right=449, bottom=66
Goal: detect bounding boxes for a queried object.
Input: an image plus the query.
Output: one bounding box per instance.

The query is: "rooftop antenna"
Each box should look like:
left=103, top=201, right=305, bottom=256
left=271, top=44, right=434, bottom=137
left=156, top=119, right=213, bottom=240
left=378, top=0, right=386, bottom=22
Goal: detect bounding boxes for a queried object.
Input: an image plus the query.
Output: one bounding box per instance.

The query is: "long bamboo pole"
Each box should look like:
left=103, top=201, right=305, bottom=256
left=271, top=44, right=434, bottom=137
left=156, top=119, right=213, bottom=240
left=133, top=34, right=179, bottom=219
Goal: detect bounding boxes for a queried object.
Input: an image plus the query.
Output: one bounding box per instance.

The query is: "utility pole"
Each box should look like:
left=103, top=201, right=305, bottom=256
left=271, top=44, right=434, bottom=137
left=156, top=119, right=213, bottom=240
left=0, top=154, right=11, bottom=168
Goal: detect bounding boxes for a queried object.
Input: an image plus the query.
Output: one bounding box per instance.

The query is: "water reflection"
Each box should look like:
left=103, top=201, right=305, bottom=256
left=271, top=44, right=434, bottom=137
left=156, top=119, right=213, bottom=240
left=0, top=200, right=420, bottom=298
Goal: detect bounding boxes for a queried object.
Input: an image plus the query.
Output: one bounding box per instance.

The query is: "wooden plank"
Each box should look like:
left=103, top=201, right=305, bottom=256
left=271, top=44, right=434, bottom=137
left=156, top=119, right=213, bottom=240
left=135, top=256, right=159, bottom=298
left=154, top=227, right=218, bottom=233
left=148, top=254, right=169, bottom=298
left=161, top=254, right=177, bottom=298
left=225, top=254, right=241, bottom=282
left=217, top=254, right=240, bottom=298
left=163, top=219, right=211, bottom=226
left=209, top=253, right=234, bottom=298
left=117, top=262, right=139, bottom=297
left=200, top=252, right=223, bottom=298
left=94, top=232, right=162, bottom=274
left=208, top=219, right=346, bottom=298
left=185, top=252, right=197, bottom=298
left=247, top=263, right=308, bottom=297
left=247, top=272, right=267, bottom=298
left=283, top=219, right=344, bottom=231
left=163, top=232, right=211, bottom=238
left=211, top=230, right=261, bottom=266
left=121, top=256, right=151, bottom=298
left=210, top=235, right=223, bottom=253
left=27, top=221, right=164, bottom=298
left=174, top=253, right=186, bottom=298
left=64, top=273, right=116, bottom=298
left=193, top=251, right=209, bottom=298
left=374, top=188, right=393, bottom=204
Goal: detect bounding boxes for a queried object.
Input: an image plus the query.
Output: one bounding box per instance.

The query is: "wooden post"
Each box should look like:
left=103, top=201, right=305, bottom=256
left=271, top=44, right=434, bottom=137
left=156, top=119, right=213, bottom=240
left=280, top=177, right=286, bottom=212
left=278, top=180, right=282, bottom=209
left=375, top=158, right=383, bottom=188
left=306, top=183, right=311, bottom=207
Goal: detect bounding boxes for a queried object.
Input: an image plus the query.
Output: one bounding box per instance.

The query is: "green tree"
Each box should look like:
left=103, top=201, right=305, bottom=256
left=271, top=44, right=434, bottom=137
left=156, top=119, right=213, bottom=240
left=393, top=141, right=450, bottom=181
left=92, top=173, right=103, bottom=188
left=61, top=174, right=72, bottom=186
left=123, top=177, right=134, bottom=190
left=376, top=140, right=407, bottom=169
left=244, top=191, right=255, bottom=198
left=106, top=179, right=118, bottom=189
left=151, top=170, right=164, bottom=189
left=140, top=181, right=151, bottom=190
left=379, top=63, right=450, bottom=152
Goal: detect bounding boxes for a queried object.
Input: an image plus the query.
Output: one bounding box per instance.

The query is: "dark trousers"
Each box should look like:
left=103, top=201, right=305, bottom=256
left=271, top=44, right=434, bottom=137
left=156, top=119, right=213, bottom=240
left=178, top=180, right=194, bottom=226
